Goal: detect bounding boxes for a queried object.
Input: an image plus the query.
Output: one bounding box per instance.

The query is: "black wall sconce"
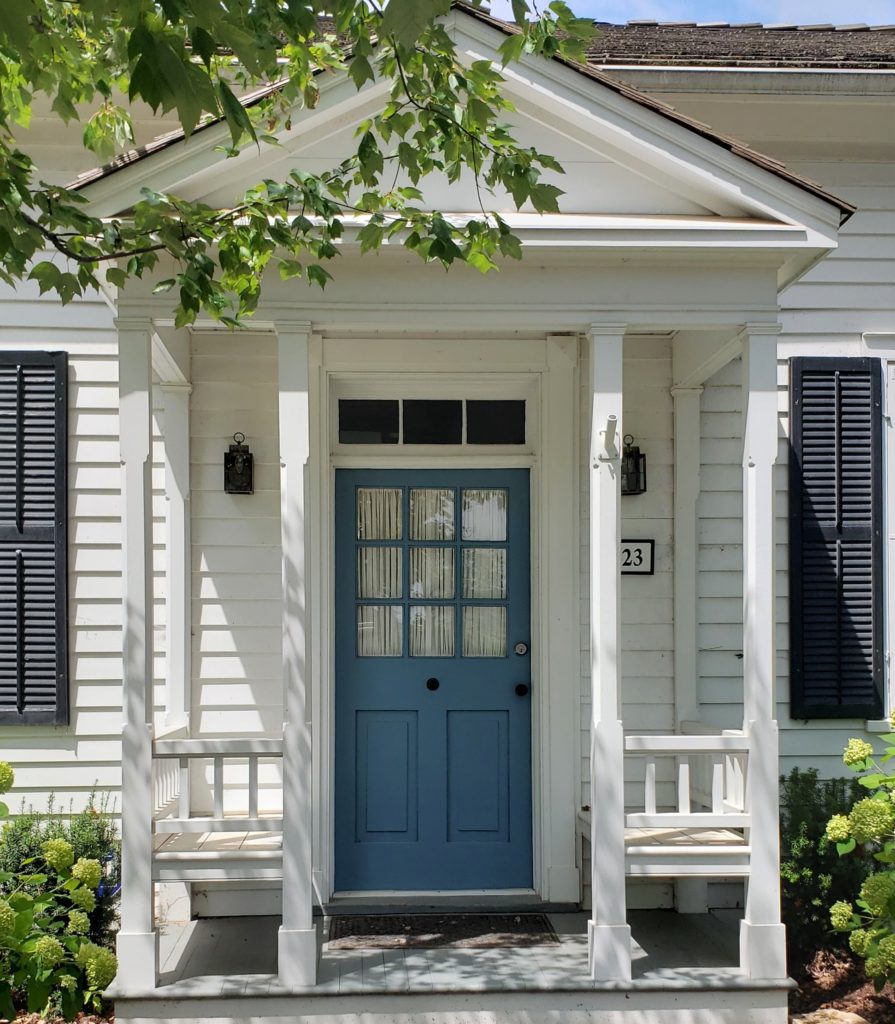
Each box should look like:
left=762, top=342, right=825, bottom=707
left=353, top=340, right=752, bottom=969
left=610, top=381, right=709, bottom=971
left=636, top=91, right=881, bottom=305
left=224, top=432, right=254, bottom=494
left=621, top=434, right=647, bottom=495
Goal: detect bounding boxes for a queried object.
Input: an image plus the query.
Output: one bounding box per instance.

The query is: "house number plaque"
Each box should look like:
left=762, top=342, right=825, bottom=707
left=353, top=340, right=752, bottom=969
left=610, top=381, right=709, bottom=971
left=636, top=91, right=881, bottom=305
left=620, top=539, right=654, bottom=576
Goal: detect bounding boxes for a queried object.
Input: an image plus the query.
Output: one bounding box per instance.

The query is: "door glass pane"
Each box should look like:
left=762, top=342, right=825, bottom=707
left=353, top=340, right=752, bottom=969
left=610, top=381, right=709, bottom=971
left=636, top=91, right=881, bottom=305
left=463, top=606, right=507, bottom=658
left=462, top=548, right=507, bottom=600
left=358, top=547, right=402, bottom=599
left=357, top=487, right=402, bottom=539
left=410, top=548, right=455, bottom=599
left=462, top=489, right=507, bottom=541
left=409, top=606, right=455, bottom=657
left=357, top=606, right=403, bottom=657
left=410, top=488, right=455, bottom=539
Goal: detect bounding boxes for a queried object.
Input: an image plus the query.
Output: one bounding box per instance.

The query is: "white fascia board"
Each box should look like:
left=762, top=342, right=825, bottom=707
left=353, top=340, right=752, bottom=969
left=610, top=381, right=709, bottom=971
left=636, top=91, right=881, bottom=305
left=447, top=11, right=843, bottom=243
left=80, top=75, right=390, bottom=218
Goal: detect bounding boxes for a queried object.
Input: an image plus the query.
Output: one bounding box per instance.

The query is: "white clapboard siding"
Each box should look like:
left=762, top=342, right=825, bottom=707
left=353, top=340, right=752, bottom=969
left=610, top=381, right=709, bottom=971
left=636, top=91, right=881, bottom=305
left=190, top=331, right=284, bottom=816
left=579, top=336, right=675, bottom=808
left=0, top=286, right=126, bottom=812
left=695, top=158, right=895, bottom=777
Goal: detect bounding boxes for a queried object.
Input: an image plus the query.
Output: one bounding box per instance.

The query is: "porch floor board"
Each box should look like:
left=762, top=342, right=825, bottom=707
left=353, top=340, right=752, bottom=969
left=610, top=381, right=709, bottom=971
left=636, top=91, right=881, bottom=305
left=151, top=910, right=750, bottom=998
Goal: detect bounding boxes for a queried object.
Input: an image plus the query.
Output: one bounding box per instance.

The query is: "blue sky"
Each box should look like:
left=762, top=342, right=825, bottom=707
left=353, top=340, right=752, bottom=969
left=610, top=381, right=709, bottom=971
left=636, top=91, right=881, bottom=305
left=489, top=0, right=895, bottom=25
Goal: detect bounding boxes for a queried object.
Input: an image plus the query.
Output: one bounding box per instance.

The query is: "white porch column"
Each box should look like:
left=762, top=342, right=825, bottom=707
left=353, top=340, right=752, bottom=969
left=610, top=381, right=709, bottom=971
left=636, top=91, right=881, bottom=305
left=672, top=386, right=702, bottom=730
left=161, top=384, right=191, bottom=733
left=277, top=322, right=317, bottom=987
left=587, top=324, right=632, bottom=982
left=740, top=323, right=787, bottom=980
left=116, top=318, right=158, bottom=990
left=672, top=386, right=707, bottom=915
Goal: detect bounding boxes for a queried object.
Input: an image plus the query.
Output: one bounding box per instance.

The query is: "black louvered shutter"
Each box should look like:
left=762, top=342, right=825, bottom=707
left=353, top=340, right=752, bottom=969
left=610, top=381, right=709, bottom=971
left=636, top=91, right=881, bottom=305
left=0, top=352, right=68, bottom=724
left=790, top=357, right=883, bottom=719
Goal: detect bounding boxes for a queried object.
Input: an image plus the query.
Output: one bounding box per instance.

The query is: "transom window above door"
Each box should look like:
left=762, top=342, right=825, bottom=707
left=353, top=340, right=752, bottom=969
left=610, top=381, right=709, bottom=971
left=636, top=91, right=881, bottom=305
left=338, top=398, right=526, bottom=446
left=354, top=485, right=510, bottom=659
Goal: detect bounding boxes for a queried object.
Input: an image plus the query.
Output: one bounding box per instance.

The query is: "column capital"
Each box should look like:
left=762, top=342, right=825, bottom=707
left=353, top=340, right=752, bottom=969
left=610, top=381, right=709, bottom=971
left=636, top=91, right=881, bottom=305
left=275, top=320, right=313, bottom=338
left=670, top=385, right=704, bottom=398
left=741, top=321, right=783, bottom=338
left=115, top=316, right=154, bottom=333
left=586, top=323, right=627, bottom=339
left=159, top=382, right=193, bottom=395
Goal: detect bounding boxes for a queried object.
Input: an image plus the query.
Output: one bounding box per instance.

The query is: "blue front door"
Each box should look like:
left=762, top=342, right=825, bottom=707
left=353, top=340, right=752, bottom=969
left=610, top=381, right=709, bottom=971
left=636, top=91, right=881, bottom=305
left=335, top=469, right=532, bottom=891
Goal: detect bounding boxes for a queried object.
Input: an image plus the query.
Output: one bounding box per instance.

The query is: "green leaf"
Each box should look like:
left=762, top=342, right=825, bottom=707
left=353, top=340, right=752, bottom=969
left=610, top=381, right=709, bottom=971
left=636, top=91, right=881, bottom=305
left=307, top=264, right=332, bottom=288
left=0, top=801, right=7, bottom=817
left=348, top=55, right=375, bottom=90
left=153, top=278, right=176, bottom=293
left=0, top=982, right=15, bottom=1024
left=26, top=977, right=51, bottom=1014
left=380, top=0, right=449, bottom=49
left=218, top=80, right=256, bottom=148
left=837, top=837, right=857, bottom=855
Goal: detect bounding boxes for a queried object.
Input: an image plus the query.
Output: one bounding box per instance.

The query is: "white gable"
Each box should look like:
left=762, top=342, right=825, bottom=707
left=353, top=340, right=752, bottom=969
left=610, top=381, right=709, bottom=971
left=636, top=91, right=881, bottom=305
left=78, top=7, right=845, bottom=287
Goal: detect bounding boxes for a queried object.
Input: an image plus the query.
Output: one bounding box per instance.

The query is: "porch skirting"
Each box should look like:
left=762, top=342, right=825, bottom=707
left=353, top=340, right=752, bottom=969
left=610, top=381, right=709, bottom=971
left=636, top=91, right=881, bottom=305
left=113, top=986, right=790, bottom=1024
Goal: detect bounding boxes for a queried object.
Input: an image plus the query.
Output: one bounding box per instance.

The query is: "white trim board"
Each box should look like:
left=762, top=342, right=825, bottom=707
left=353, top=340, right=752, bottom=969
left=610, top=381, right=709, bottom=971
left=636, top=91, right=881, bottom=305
left=309, top=334, right=580, bottom=904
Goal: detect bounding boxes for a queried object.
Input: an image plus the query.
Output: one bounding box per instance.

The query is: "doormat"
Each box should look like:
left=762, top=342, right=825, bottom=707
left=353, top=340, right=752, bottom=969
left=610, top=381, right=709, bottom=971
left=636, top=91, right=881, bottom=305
left=327, top=913, right=560, bottom=949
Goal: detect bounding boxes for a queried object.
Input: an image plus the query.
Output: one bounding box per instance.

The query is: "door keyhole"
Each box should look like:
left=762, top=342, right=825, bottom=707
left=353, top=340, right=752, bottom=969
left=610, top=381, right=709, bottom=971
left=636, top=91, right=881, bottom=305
left=426, top=677, right=440, bottom=691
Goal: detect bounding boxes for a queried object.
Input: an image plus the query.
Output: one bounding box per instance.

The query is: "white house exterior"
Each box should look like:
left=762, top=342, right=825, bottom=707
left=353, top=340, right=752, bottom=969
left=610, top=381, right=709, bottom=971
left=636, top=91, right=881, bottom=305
left=1, top=10, right=893, bottom=1024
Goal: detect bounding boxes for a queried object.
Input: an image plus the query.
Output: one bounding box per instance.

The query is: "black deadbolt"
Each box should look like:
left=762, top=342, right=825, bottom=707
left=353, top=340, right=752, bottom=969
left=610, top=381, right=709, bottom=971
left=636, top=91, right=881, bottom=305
left=515, top=683, right=530, bottom=697
left=426, top=678, right=440, bottom=691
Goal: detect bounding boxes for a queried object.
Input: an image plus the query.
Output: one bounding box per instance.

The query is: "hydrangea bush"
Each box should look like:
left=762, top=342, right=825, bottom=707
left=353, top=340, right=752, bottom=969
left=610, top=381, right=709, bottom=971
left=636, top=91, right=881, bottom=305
left=826, top=725, right=895, bottom=986
left=0, top=762, right=118, bottom=1020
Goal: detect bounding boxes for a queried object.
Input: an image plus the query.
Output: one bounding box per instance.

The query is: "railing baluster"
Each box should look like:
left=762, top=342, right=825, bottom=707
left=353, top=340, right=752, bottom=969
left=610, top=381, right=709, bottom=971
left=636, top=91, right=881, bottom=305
left=711, top=756, right=724, bottom=813
left=213, top=756, right=224, bottom=819
left=644, top=758, right=656, bottom=815
left=677, top=757, right=691, bottom=814
left=179, top=756, right=190, bottom=819
left=248, top=756, right=259, bottom=818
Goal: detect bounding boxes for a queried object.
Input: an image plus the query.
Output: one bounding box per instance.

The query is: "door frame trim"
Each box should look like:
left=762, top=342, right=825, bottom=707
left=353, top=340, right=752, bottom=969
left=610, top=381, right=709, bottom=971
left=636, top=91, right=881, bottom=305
left=308, top=334, right=581, bottom=905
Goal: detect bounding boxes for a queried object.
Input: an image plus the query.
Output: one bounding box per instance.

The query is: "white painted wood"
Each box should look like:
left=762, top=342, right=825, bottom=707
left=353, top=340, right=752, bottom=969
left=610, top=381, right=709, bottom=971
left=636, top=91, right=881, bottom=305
left=161, top=383, right=191, bottom=733
left=626, top=813, right=750, bottom=828
left=586, top=324, right=632, bottom=983
left=154, top=738, right=284, bottom=757
left=625, top=735, right=749, bottom=753
left=116, top=316, right=159, bottom=991
left=276, top=322, right=317, bottom=987
left=672, top=386, right=702, bottom=727
left=540, top=335, right=581, bottom=903
left=739, top=324, right=787, bottom=982
left=154, top=817, right=282, bottom=834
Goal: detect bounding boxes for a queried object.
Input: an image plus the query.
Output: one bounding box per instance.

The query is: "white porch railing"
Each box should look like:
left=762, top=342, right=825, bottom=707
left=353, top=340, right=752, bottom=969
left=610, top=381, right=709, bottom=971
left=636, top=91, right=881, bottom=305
left=151, top=738, right=284, bottom=834
left=624, top=733, right=749, bottom=829
left=622, top=732, right=751, bottom=878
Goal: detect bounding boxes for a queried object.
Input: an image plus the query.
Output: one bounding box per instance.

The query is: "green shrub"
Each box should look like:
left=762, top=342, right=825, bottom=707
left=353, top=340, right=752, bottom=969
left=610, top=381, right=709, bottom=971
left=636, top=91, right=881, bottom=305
left=0, top=790, right=120, bottom=948
left=825, top=730, right=895, bottom=987
left=0, top=762, right=118, bottom=1020
left=780, top=767, right=868, bottom=971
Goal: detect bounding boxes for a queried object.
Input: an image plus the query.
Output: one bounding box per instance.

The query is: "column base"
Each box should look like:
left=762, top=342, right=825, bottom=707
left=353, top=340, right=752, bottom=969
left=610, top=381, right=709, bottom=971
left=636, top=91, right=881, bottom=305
left=115, top=930, right=159, bottom=991
left=277, top=925, right=318, bottom=987
left=588, top=921, right=632, bottom=982
left=676, top=878, right=709, bottom=914
left=547, top=863, right=580, bottom=904
left=740, top=920, right=787, bottom=979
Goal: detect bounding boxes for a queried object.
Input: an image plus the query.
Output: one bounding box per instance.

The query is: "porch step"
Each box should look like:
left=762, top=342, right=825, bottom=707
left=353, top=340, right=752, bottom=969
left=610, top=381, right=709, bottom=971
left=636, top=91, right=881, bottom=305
left=153, top=831, right=282, bottom=882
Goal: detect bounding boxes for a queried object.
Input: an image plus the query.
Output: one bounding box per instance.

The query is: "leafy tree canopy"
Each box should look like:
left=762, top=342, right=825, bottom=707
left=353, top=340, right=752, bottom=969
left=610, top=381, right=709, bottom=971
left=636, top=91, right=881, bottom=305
left=0, top=1, right=594, bottom=326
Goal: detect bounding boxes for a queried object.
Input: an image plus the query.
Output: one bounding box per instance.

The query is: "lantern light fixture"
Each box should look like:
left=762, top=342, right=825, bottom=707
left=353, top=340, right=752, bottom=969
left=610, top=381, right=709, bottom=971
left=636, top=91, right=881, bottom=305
left=224, top=432, right=254, bottom=494
left=621, top=433, right=647, bottom=495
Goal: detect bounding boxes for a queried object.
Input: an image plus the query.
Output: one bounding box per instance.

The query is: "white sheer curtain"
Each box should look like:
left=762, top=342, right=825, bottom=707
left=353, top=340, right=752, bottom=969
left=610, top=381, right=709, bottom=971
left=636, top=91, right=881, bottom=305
left=410, top=488, right=454, bottom=539
left=410, top=547, right=454, bottom=598
left=462, top=548, right=506, bottom=599
left=463, top=606, right=507, bottom=658
left=357, top=487, right=402, bottom=539
left=410, top=606, right=454, bottom=657
left=357, top=605, right=402, bottom=657
left=357, top=547, right=402, bottom=598
left=462, top=489, right=507, bottom=541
